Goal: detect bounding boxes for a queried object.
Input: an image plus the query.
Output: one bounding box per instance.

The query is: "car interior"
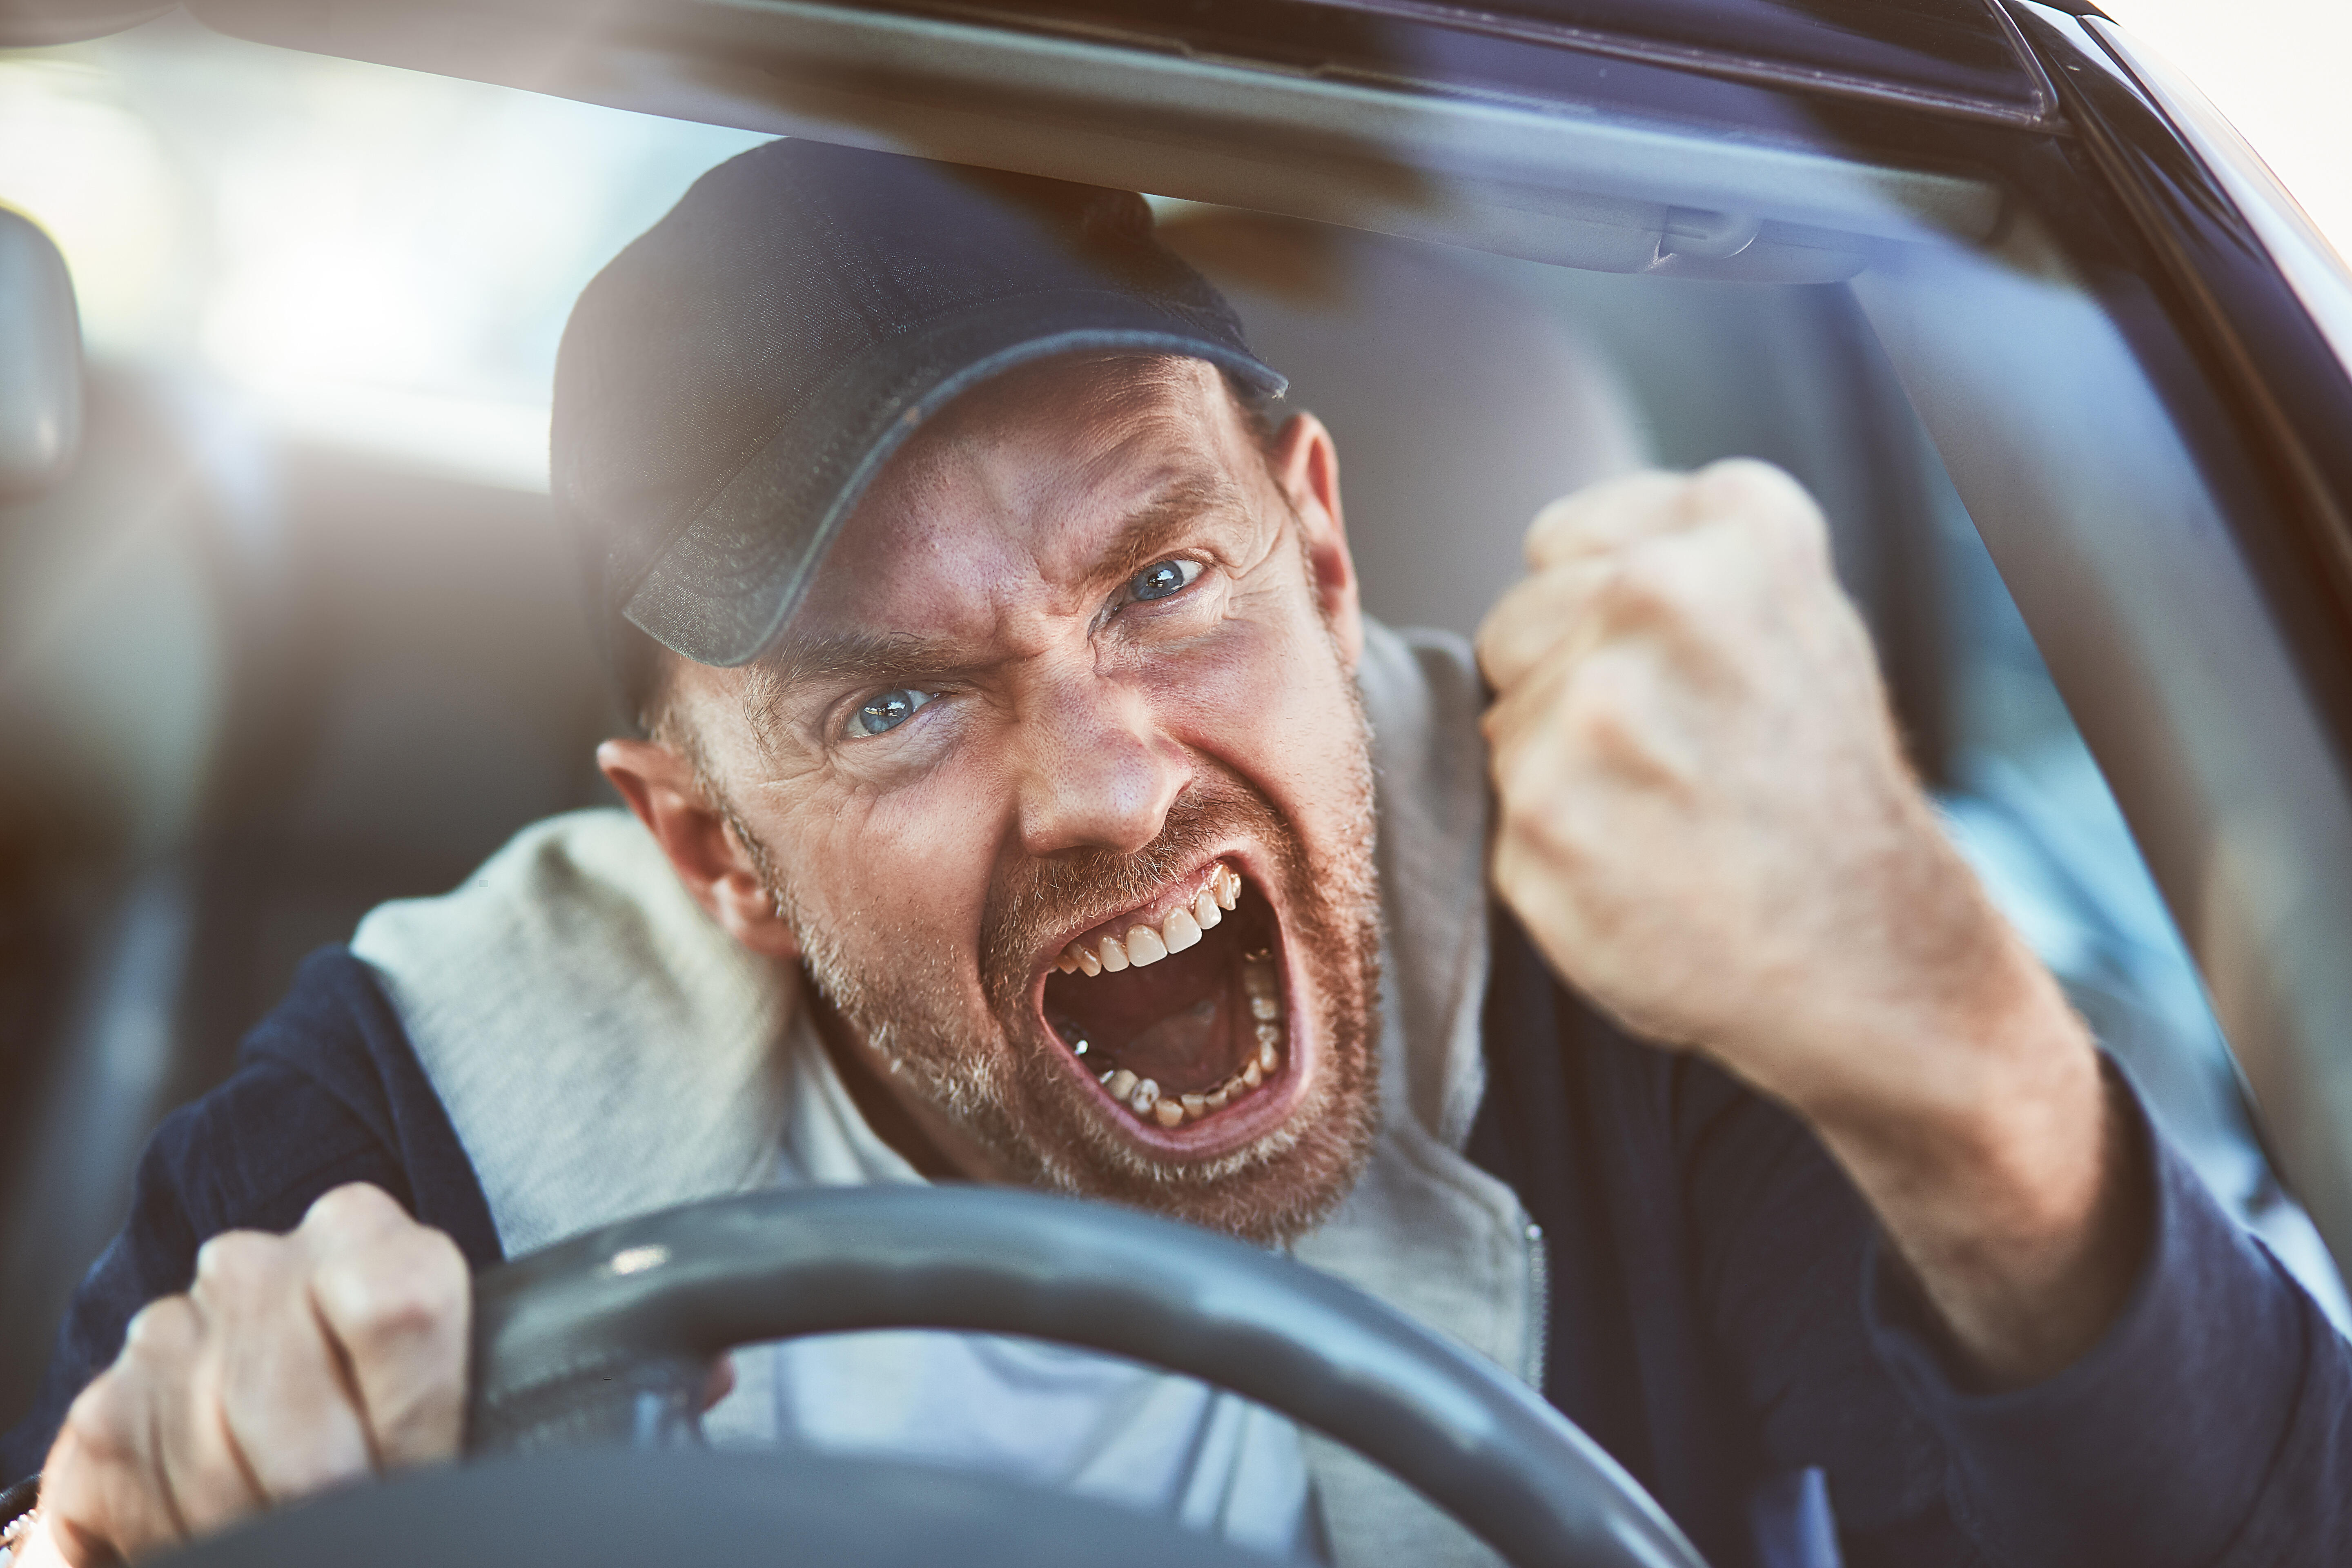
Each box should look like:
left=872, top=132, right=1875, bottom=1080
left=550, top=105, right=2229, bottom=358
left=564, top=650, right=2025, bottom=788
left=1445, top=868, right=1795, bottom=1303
left=4, top=0, right=2351, bottom=1501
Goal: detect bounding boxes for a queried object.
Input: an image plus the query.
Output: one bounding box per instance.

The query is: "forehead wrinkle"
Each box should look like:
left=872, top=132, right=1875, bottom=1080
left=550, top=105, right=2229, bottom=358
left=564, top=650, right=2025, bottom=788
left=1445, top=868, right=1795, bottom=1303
left=776, top=467, right=1254, bottom=689
left=753, top=388, right=1263, bottom=731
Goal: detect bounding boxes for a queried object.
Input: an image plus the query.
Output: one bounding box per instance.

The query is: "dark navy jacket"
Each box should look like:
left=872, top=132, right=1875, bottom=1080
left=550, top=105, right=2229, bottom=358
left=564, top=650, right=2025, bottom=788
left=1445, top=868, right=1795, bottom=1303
left=7, top=925, right=2350, bottom=1567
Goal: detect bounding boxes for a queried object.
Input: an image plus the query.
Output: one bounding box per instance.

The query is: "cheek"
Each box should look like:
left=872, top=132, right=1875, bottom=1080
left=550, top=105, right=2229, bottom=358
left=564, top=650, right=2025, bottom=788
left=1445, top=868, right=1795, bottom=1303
left=1151, top=596, right=1361, bottom=819
left=771, top=786, right=999, bottom=965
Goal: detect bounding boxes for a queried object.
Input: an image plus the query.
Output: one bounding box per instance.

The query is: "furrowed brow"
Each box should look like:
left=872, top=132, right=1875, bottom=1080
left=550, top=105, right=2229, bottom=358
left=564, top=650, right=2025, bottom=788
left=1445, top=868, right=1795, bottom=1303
left=762, top=630, right=971, bottom=695
left=753, top=470, right=1256, bottom=724
left=1096, top=472, right=1255, bottom=585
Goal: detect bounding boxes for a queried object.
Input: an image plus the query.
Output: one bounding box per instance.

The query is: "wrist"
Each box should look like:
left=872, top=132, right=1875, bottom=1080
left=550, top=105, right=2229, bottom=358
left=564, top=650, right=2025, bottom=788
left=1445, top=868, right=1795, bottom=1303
left=1768, top=822, right=2087, bottom=1147
left=1796, top=944, right=2149, bottom=1385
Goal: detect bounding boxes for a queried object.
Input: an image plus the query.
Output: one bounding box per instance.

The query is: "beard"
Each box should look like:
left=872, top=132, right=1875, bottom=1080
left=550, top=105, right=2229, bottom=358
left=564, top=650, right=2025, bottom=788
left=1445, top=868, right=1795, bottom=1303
left=764, top=706, right=1385, bottom=1247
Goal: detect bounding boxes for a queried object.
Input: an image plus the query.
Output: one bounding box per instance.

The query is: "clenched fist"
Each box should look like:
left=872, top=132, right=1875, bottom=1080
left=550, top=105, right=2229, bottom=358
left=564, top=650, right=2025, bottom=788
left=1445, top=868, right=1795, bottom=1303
left=1477, top=459, right=2024, bottom=1113
left=1477, top=461, right=2139, bottom=1386
left=24, top=1185, right=469, bottom=1566
left=1486, top=456, right=2098, bottom=1128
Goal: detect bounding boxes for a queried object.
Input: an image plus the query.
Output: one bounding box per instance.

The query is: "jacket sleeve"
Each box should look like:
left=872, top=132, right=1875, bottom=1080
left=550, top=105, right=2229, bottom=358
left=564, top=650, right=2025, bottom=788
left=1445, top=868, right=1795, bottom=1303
left=1682, top=1056, right=2352, bottom=1568
left=1858, top=1078, right=2352, bottom=1568
left=1670, top=1055, right=1978, bottom=1566
left=0, top=947, right=500, bottom=1483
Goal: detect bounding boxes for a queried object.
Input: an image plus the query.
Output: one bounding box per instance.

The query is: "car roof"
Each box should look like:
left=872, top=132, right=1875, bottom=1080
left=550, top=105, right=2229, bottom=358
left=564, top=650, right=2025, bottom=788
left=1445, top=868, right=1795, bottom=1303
left=948, top=0, right=2063, bottom=123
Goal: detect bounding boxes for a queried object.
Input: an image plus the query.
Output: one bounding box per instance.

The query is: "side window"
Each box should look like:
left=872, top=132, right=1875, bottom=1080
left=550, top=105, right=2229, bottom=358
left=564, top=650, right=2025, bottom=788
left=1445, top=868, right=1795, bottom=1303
left=1929, top=461, right=2352, bottom=1325
left=1178, top=207, right=2351, bottom=1324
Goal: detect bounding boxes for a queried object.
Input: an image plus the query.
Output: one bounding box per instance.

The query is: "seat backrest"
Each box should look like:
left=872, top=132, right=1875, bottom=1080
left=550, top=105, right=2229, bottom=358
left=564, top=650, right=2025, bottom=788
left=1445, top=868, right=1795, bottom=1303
left=1160, top=212, right=1650, bottom=642
left=0, top=205, right=81, bottom=502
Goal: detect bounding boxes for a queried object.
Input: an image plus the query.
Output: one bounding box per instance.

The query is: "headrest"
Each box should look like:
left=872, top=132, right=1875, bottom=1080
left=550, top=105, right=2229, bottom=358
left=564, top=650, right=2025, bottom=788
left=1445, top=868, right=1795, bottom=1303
left=0, top=206, right=84, bottom=501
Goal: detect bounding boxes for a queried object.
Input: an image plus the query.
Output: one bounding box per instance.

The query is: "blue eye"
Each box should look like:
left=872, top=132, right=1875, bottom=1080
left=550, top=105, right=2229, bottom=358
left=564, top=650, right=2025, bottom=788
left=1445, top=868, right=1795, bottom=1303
left=853, top=688, right=934, bottom=736
left=1130, top=558, right=1203, bottom=602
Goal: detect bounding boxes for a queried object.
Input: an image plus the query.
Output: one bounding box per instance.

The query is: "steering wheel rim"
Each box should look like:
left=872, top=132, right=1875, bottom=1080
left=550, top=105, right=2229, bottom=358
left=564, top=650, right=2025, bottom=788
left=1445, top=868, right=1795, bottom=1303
left=466, top=1186, right=1708, bottom=1568
left=159, top=1447, right=1289, bottom=1568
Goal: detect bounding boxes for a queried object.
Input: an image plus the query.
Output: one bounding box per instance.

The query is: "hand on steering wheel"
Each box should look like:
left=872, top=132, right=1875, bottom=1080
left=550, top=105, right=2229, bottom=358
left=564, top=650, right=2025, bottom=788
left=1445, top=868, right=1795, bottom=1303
left=159, top=1187, right=1708, bottom=1568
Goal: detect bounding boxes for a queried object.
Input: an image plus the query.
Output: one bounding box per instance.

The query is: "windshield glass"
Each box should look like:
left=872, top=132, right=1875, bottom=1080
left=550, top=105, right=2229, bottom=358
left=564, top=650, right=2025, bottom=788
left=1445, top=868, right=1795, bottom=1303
left=5, top=10, right=2352, bottom=1564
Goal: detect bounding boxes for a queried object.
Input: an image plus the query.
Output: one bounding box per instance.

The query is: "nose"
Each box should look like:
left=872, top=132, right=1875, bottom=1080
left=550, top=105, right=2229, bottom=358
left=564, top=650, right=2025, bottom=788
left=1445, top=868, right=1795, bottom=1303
left=1011, top=667, right=1189, bottom=859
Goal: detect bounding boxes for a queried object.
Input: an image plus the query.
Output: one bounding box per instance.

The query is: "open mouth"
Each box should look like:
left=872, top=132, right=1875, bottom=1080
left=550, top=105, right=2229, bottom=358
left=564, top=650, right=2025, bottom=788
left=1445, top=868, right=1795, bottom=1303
left=1038, top=860, right=1290, bottom=1134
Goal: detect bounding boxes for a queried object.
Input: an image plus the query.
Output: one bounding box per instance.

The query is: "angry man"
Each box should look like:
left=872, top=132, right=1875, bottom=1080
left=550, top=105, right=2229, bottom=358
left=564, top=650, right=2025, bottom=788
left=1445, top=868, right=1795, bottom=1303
left=4, top=140, right=2349, bottom=1568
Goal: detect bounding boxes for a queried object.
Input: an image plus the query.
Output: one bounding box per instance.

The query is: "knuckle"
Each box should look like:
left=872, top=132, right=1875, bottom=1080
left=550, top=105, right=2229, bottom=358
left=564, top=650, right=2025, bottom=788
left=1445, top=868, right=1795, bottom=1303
left=194, top=1230, right=283, bottom=1296
left=1500, top=804, right=1585, bottom=890
left=1697, top=455, right=1796, bottom=506
left=1703, top=459, right=1827, bottom=544
left=1525, top=493, right=1578, bottom=541
left=1563, top=664, right=1690, bottom=788
left=1564, top=658, right=1637, bottom=734
left=121, top=1296, right=199, bottom=1362
left=1755, top=492, right=1826, bottom=559
left=317, top=1233, right=466, bottom=1347
left=1601, top=551, right=1678, bottom=615
left=61, top=1372, right=141, bottom=1463
left=1472, top=601, right=1530, bottom=678
left=1495, top=754, right=1579, bottom=852
left=303, top=1181, right=403, bottom=1237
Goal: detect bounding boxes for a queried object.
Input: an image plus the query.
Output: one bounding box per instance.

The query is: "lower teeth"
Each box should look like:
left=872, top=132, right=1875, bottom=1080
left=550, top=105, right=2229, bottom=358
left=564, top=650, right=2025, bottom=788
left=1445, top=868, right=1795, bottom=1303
left=1072, top=956, right=1287, bottom=1127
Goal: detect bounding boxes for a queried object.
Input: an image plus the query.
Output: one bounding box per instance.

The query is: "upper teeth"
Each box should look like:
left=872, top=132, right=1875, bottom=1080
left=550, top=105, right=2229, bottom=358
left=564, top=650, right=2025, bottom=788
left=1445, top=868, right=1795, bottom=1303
left=1054, top=864, right=1241, bottom=976
left=1086, top=951, right=1287, bottom=1129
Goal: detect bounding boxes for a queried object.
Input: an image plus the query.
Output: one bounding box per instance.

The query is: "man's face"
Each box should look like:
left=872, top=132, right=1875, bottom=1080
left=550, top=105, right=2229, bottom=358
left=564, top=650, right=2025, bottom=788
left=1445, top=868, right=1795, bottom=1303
left=675, top=355, right=1383, bottom=1243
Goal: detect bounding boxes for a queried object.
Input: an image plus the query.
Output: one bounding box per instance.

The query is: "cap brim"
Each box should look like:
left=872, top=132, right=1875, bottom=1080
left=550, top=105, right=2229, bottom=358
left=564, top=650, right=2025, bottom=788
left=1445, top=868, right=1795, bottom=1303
left=620, top=294, right=1284, bottom=668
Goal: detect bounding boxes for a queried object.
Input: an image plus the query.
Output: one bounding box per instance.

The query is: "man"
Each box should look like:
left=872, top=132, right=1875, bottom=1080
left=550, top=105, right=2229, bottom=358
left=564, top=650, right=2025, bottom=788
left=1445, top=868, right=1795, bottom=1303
left=4, top=140, right=2347, bottom=1568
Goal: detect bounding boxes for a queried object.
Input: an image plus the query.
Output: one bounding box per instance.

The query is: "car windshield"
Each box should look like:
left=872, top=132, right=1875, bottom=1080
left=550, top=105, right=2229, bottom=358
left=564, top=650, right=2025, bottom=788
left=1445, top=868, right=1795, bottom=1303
left=5, top=6, right=2352, bottom=1564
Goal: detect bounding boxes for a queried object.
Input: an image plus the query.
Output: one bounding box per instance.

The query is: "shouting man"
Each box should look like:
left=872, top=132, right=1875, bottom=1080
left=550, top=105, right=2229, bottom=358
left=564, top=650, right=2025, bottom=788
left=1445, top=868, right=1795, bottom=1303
left=5, top=141, right=2347, bottom=1568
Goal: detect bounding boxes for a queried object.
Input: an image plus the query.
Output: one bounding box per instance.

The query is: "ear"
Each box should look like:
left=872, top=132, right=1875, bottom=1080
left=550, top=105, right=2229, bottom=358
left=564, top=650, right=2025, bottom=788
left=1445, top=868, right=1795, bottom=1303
left=1269, top=410, right=1364, bottom=670
left=597, top=737, right=801, bottom=961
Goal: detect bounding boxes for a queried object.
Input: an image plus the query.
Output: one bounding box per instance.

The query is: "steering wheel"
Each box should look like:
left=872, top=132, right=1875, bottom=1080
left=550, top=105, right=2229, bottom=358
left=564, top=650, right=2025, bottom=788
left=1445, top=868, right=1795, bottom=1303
left=158, top=1187, right=1708, bottom=1568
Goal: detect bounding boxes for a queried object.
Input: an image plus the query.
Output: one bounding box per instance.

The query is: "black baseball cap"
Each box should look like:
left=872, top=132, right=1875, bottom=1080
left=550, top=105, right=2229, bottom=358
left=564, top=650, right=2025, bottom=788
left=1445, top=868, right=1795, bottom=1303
left=552, top=138, right=1286, bottom=673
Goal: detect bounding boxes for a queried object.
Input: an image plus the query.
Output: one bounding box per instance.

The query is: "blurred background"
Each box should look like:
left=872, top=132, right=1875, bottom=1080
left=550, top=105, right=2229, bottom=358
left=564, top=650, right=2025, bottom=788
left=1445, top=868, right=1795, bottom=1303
left=2100, top=0, right=2349, bottom=268
left=2, top=3, right=2346, bottom=1435
left=0, top=15, right=769, bottom=1418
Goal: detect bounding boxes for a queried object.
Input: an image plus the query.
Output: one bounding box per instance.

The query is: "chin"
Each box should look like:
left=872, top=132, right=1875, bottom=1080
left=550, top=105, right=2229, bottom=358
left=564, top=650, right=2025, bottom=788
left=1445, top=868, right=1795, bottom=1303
left=806, top=768, right=1384, bottom=1245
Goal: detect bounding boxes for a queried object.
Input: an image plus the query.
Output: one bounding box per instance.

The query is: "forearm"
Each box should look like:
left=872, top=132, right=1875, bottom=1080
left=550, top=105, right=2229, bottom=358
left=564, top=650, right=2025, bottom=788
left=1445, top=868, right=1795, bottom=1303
left=1793, top=922, right=2153, bottom=1389
left=1859, top=1080, right=2352, bottom=1568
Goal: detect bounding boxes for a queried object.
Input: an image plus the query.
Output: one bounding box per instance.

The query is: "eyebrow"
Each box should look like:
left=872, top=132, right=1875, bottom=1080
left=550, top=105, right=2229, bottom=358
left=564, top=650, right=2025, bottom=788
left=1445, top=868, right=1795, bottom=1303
left=759, top=467, right=1260, bottom=699
left=764, top=628, right=976, bottom=693
left=1094, top=469, right=1255, bottom=585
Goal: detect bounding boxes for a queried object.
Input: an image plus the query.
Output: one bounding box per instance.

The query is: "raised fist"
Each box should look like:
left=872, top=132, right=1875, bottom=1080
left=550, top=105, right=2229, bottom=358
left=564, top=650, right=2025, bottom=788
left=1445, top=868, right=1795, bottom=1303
left=1477, top=460, right=2026, bottom=1118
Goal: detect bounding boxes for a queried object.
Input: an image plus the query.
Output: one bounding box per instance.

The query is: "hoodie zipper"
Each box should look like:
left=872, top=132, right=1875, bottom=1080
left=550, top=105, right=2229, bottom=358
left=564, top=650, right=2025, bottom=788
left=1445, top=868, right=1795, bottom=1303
left=1523, top=1220, right=1552, bottom=1393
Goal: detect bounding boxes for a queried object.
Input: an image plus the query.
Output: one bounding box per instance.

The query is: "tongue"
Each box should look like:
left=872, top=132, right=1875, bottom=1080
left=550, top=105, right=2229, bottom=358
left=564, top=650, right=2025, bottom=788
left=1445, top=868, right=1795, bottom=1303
left=1044, top=922, right=1251, bottom=1094
left=1118, top=996, right=1229, bottom=1089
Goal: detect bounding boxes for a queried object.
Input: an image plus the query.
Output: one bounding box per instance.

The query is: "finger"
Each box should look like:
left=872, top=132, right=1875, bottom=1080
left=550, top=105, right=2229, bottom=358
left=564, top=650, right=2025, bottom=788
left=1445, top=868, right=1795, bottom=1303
left=1487, top=637, right=1699, bottom=817
left=1521, top=470, right=1700, bottom=570
left=1482, top=512, right=1737, bottom=697
left=40, top=1348, right=189, bottom=1565
left=299, top=1187, right=470, bottom=1470
left=194, top=1232, right=376, bottom=1504
left=1475, top=557, right=1619, bottom=693
left=139, top=1292, right=269, bottom=1539
left=1686, top=457, right=1828, bottom=548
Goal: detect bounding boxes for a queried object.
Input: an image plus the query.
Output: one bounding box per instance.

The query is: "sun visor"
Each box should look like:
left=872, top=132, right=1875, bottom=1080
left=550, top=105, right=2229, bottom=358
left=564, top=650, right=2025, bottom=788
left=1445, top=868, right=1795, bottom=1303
left=187, top=0, right=2002, bottom=284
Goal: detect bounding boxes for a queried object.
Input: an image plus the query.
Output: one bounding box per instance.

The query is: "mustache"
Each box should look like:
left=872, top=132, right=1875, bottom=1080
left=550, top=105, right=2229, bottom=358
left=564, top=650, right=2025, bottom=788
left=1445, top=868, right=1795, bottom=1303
left=978, top=776, right=1301, bottom=1016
